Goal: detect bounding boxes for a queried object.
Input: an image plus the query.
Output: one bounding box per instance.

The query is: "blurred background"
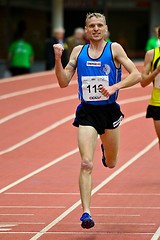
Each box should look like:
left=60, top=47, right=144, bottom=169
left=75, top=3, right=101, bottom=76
left=0, top=0, right=160, bottom=78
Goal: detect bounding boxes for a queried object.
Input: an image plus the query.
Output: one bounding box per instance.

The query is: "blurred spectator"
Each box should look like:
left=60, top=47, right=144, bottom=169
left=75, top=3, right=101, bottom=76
left=145, top=25, right=160, bottom=51
left=7, top=22, right=34, bottom=76
left=45, top=26, right=68, bottom=70
left=66, top=27, right=86, bottom=58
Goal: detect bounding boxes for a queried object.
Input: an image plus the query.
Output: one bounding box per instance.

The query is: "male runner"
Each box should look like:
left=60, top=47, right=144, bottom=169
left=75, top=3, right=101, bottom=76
left=53, top=12, right=141, bottom=229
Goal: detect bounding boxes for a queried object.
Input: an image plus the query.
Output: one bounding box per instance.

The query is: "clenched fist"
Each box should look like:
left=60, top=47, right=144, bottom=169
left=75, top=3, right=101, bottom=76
left=53, top=43, right=64, bottom=60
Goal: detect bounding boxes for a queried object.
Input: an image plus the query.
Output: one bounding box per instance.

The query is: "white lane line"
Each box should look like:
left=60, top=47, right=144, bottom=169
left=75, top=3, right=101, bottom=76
left=151, top=227, right=160, bottom=240
left=0, top=95, right=77, bottom=124
left=94, top=214, right=140, bottom=217
left=0, top=114, right=75, bottom=155
left=0, top=228, right=12, bottom=231
left=1, top=222, right=45, bottom=224
left=6, top=192, right=159, bottom=196
left=0, top=84, right=56, bottom=100
left=0, top=71, right=54, bottom=83
left=95, top=222, right=156, bottom=226
left=0, top=95, right=149, bottom=125
left=119, top=95, right=150, bottom=104
left=29, top=138, right=158, bottom=240
left=98, top=193, right=160, bottom=196
left=91, top=206, right=160, bottom=209
left=0, top=148, right=78, bottom=194
left=5, top=192, right=79, bottom=195
left=64, top=222, right=155, bottom=226
left=0, top=214, right=34, bottom=216
left=0, top=222, right=44, bottom=225
left=0, top=80, right=77, bottom=100
left=0, top=224, right=16, bottom=227
left=0, top=206, right=65, bottom=209
left=0, top=231, right=154, bottom=235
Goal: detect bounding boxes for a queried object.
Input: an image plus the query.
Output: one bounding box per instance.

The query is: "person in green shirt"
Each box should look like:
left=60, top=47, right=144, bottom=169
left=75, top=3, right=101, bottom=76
left=145, top=25, right=160, bottom=51
left=8, top=29, right=34, bottom=76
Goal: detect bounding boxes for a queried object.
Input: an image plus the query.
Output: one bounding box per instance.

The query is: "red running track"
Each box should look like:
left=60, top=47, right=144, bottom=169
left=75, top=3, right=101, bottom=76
left=0, top=65, right=160, bottom=240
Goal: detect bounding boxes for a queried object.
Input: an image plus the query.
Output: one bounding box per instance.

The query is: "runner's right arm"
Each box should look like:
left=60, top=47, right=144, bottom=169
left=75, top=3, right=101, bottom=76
left=53, top=44, right=82, bottom=88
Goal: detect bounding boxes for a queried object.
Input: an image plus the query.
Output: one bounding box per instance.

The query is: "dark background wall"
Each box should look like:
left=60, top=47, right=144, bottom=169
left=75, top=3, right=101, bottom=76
left=0, top=0, right=152, bottom=62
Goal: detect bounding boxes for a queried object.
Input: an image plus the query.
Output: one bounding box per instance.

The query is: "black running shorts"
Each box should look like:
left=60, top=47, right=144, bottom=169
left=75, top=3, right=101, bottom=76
left=73, top=102, right=124, bottom=135
left=146, top=105, right=160, bottom=120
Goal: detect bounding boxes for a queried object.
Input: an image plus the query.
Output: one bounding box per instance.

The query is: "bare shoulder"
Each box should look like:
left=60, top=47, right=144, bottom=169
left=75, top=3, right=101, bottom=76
left=67, top=45, right=84, bottom=69
left=69, top=45, right=84, bottom=63
left=111, top=42, right=124, bottom=52
left=144, top=49, right=154, bottom=62
left=71, top=45, right=84, bottom=56
left=110, top=42, right=127, bottom=60
left=110, top=42, right=128, bottom=67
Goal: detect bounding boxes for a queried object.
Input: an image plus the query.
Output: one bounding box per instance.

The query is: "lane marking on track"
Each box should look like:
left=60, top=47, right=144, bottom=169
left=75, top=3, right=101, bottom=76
left=0, top=228, right=12, bottom=231
left=0, top=95, right=149, bottom=124
left=0, top=222, right=44, bottom=225
left=0, top=114, right=75, bottom=155
left=98, top=193, right=160, bottom=196
left=63, top=222, right=155, bottom=226
left=0, top=71, right=54, bottom=83
left=0, top=84, right=57, bottom=100
left=0, top=214, right=34, bottom=216
left=0, top=224, right=17, bottom=227
left=5, top=192, right=160, bottom=196
left=0, top=81, right=77, bottom=100
left=94, top=214, right=140, bottom=217
left=0, top=206, right=65, bottom=209
left=0, top=95, right=77, bottom=124
left=151, top=227, right=160, bottom=240
left=0, top=231, right=154, bottom=235
left=0, top=148, right=78, bottom=193
left=5, top=192, right=79, bottom=195
left=91, top=206, right=160, bottom=209
left=29, top=138, right=158, bottom=240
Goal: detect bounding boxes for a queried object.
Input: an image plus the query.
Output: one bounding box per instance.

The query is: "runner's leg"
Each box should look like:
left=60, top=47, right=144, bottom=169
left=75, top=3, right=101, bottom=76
left=78, top=125, right=98, bottom=214
left=100, top=127, right=120, bottom=168
left=154, top=120, right=160, bottom=149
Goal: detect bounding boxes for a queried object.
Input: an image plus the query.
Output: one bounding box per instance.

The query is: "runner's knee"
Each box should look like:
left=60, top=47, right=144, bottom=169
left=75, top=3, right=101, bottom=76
left=81, top=159, right=93, bottom=172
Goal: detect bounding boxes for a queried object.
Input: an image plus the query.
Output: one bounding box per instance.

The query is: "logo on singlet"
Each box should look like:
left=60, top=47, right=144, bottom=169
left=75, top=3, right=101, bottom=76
left=103, top=64, right=111, bottom=75
left=86, top=61, right=101, bottom=67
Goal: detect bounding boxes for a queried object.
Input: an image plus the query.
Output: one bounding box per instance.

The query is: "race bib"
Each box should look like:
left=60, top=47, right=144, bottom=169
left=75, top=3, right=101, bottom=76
left=82, top=76, right=109, bottom=101
left=154, top=73, right=160, bottom=89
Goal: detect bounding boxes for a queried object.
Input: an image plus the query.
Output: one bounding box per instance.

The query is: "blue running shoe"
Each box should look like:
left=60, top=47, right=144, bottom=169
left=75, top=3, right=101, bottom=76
left=101, top=144, right=107, bottom=167
left=80, top=212, right=95, bottom=229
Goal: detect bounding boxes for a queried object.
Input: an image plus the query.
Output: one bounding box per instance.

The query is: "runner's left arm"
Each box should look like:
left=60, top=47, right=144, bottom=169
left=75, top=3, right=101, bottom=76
left=99, top=43, right=141, bottom=98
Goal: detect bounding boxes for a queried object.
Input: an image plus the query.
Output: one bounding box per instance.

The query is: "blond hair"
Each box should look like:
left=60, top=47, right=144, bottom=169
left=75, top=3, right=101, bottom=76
left=85, top=12, right=106, bottom=25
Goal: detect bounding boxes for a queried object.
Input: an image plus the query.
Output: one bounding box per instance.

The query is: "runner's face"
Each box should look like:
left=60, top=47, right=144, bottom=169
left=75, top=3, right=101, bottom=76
left=85, top=17, right=107, bottom=41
